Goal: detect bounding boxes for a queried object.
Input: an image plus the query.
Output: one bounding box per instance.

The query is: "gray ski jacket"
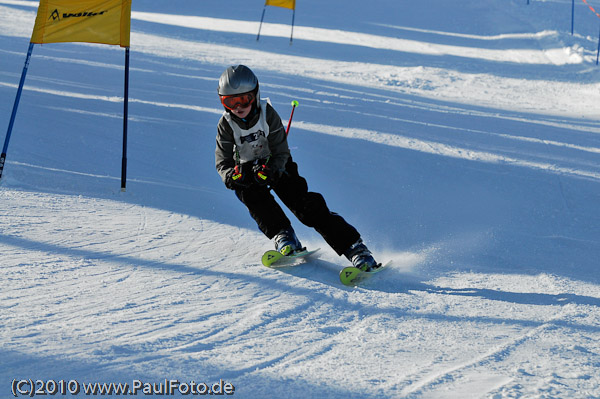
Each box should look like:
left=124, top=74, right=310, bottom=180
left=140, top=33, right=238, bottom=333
left=215, top=100, right=291, bottom=186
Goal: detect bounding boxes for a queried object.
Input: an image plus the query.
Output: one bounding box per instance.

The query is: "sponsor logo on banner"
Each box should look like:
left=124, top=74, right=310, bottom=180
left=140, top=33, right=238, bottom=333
left=47, top=8, right=109, bottom=22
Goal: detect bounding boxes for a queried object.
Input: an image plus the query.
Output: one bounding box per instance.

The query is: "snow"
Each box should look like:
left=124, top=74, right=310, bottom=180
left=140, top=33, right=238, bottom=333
left=1, top=0, right=600, bottom=397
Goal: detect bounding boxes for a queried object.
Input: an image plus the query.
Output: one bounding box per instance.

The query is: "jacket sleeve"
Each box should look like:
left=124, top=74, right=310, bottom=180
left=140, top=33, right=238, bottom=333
left=265, top=103, right=291, bottom=174
left=215, top=115, right=236, bottom=185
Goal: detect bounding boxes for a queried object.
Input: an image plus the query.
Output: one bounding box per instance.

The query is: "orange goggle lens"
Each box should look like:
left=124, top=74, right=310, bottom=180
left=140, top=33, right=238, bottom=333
left=220, top=92, right=256, bottom=110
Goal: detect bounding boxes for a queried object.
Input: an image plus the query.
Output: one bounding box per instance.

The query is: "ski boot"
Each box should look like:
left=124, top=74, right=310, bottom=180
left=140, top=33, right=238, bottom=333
left=344, top=239, right=379, bottom=271
left=273, top=226, right=304, bottom=256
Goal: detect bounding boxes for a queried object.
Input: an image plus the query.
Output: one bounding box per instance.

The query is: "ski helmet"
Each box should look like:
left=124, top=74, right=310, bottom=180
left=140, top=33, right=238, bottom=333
left=218, top=65, right=259, bottom=96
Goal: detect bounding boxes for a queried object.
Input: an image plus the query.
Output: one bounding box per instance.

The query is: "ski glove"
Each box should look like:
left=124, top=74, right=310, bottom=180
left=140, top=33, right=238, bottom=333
left=252, top=163, right=276, bottom=186
left=225, top=165, right=250, bottom=189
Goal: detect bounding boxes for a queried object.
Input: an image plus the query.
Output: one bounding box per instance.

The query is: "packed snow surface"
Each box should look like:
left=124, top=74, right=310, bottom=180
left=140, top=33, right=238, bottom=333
left=1, top=0, right=600, bottom=398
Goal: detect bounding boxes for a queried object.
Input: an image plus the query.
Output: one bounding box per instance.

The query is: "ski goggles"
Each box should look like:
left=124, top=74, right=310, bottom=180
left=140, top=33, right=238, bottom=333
left=220, top=92, right=256, bottom=110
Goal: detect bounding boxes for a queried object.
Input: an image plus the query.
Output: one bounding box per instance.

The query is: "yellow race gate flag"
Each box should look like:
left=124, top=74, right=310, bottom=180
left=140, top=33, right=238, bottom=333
left=30, top=0, right=131, bottom=47
left=265, top=0, right=295, bottom=10
left=257, top=0, right=296, bottom=43
left=1, top=0, right=133, bottom=188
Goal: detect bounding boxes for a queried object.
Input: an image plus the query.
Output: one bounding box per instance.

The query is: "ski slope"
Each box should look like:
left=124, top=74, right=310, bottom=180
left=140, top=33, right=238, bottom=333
left=1, top=0, right=600, bottom=397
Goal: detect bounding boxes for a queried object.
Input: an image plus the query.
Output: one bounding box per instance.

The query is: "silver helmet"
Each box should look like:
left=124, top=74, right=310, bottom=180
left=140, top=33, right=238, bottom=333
left=218, top=65, right=259, bottom=96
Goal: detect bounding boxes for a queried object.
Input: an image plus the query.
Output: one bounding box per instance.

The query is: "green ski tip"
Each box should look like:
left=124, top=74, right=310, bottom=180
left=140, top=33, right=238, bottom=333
left=339, top=261, right=391, bottom=286
left=262, top=250, right=284, bottom=267
left=339, top=267, right=363, bottom=286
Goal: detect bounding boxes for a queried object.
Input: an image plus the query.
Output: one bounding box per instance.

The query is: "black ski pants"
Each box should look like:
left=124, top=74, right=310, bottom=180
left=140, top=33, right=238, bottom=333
left=234, top=158, right=359, bottom=256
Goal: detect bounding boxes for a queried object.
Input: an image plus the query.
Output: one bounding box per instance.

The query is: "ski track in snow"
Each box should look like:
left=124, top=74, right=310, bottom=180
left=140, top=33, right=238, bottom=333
left=1, top=0, right=600, bottom=398
left=2, top=189, right=600, bottom=397
left=398, top=303, right=574, bottom=397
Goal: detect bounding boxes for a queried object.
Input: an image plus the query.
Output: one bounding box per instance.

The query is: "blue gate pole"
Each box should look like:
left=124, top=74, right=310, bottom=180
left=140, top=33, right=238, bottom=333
left=257, top=6, right=266, bottom=41
left=0, top=42, right=35, bottom=182
left=121, top=47, right=130, bottom=191
left=571, top=0, right=575, bottom=35
left=596, top=23, right=600, bottom=65
left=289, top=9, right=295, bottom=44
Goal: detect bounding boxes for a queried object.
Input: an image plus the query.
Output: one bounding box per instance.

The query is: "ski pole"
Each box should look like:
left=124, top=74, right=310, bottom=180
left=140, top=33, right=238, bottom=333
left=285, top=100, right=299, bottom=136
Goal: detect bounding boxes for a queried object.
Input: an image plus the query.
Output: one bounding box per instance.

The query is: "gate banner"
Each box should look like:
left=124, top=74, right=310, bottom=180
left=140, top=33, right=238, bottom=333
left=30, top=0, right=131, bottom=47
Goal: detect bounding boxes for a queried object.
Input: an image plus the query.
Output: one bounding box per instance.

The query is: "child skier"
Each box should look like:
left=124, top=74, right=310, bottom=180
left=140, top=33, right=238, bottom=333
left=215, top=65, right=379, bottom=271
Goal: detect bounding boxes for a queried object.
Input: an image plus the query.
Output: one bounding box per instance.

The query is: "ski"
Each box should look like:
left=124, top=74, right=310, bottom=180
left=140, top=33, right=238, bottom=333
left=261, top=248, right=320, bottom=268
left=339, top=261, right=391, bottom=286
